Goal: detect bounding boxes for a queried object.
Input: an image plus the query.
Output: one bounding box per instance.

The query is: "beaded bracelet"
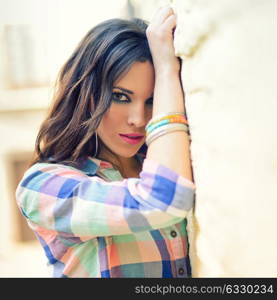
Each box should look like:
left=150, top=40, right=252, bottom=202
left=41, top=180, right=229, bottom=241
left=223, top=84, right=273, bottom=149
left=147, top=111, right=185, bottom=124
left=146, top=112, right=187, bottom=131
left=146, top=118, right=188, bottom=136
left=146, top=123, right=189, bottom=146
left=146, top=124, right=189, bottom=146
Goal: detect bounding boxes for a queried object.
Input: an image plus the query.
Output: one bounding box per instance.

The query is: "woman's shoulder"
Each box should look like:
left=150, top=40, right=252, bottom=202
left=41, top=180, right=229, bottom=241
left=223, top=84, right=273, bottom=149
left=22, top=158, right=99, bottom=181
left=17, top=159, right=101, bottom=196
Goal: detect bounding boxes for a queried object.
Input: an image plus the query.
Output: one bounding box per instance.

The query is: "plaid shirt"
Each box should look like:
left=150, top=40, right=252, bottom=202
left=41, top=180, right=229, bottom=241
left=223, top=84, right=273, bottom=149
left=16, top=154, right=195, bottom=278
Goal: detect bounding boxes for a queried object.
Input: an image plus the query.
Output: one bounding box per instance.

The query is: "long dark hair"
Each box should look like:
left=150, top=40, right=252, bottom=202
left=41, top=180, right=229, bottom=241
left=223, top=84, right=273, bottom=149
left=32, top=18, right=152, bottom=168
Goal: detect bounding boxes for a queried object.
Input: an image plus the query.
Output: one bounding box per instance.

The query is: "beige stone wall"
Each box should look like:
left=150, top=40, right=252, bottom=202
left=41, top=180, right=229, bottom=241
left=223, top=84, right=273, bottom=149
left=170, top=0, right=277, bottom=277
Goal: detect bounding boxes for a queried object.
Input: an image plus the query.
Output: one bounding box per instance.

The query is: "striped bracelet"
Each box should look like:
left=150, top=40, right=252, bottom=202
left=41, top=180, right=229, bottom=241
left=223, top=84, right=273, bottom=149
left=146, top=112, right=187, bottom=132
left=146, top=123, right=189, bottom=146
left=146, top=118, right=188, bottom=136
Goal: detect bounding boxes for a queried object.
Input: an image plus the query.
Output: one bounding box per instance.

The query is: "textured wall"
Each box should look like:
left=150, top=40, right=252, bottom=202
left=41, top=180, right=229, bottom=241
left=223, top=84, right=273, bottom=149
left=171, top=0, right=277, bottom=277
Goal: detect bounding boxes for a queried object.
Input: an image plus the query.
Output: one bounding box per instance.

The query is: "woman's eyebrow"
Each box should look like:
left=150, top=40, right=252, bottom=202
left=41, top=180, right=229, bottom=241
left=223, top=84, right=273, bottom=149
left=113, top=86, right=134, bottom=94
left=113, top=86, right=154, bottom=98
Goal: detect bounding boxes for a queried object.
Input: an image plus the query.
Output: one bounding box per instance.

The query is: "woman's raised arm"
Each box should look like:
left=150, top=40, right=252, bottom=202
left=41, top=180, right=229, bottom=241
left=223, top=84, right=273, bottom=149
left=146, top=6, right=193, bottom=182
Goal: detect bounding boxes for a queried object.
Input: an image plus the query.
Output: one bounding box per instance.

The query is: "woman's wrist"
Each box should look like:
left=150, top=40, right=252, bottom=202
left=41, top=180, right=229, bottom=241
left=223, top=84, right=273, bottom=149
left=152, top=65, right=185, bottom=114
left=154, top=63, right=180, bottom=78
left=154, top=66, right=180, bottom=80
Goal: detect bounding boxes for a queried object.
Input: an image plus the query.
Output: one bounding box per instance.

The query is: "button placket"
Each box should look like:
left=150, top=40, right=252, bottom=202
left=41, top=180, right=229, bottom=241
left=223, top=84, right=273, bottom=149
left=165, top=225, right=188, bottom=277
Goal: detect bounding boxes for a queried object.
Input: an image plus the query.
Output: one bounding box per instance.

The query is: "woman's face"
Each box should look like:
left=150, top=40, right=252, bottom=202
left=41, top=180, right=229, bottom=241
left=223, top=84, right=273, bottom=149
left=97, top=61, right=155, bottom=160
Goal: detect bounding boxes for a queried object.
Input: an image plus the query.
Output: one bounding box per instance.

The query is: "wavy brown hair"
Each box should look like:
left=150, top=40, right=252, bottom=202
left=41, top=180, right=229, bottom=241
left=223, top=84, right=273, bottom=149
left=32, top=18, right=152, bottom=168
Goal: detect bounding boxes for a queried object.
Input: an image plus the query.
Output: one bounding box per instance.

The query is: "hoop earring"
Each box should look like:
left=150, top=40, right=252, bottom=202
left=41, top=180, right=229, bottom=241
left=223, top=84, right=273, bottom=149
left=90, top=112, right=98, bottom=158
left=93, top=132, right=98, bottom=157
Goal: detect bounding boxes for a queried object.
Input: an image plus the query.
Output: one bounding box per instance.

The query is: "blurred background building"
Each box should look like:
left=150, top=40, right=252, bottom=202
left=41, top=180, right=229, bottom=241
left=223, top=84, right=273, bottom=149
left=0, top=0, right=164, bottom=277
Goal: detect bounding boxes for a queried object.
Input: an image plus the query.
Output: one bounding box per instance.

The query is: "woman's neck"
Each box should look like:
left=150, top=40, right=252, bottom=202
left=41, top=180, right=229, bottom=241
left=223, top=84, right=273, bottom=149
left=97, top=148, right=142, bottom=178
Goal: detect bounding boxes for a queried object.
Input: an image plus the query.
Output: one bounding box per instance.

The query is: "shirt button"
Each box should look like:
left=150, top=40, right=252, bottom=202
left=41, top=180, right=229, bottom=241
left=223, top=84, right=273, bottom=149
left=170, top=230, right=177, bottom=238
left=178, top=267, right=185, bottom=276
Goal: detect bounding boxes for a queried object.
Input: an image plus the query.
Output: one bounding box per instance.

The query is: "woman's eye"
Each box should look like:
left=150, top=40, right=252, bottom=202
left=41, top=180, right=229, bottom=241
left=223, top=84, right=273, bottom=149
left=112, top=92, right=130, bottom=103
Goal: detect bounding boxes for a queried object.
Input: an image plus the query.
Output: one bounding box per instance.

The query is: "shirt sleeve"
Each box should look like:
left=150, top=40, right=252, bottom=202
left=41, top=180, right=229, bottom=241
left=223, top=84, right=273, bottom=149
left=16, top=158, right=195, bottom=238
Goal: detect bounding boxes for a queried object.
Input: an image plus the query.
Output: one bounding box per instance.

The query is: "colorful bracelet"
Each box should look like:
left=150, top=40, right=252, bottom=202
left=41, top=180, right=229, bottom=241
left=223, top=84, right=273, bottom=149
left=146, top=118, right=188, bottom=136
left=146, top=112, right=187, bottom=131
left=146, top=123, right=189, bottom=146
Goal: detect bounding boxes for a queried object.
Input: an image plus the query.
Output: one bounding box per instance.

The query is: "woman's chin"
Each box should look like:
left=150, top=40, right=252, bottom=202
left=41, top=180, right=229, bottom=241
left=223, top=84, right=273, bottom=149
left=116, top=148, right=140, bottom=159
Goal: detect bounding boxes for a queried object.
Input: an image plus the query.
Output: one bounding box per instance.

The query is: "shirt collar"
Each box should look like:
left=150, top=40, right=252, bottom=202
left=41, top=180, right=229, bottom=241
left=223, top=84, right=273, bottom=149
left=80, top=152, right=146, bottom=176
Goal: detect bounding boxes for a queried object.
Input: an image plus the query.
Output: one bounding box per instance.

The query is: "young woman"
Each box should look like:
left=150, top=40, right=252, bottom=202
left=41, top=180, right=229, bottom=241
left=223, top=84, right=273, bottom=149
left=16, top=6, right=195, bottom=278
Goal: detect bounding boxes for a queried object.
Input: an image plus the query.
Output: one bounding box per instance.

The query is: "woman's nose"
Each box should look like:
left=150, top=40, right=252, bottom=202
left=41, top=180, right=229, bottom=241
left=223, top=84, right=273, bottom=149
left=127, top=105, right=148, bottom=128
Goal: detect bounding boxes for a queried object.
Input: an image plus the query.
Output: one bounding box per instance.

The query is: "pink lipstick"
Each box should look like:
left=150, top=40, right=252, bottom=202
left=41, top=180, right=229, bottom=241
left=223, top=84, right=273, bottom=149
left=119, top=133, right=144, bottom=145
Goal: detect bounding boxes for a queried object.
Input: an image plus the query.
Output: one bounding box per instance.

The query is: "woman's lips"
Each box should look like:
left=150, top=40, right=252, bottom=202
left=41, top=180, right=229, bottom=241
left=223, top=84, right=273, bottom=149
left=119, top=134, right=144, bottom=145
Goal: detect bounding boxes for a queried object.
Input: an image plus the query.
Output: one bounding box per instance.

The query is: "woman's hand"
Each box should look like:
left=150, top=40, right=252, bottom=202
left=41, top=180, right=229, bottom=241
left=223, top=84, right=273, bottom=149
left=146, top=6, right=180, bottom=75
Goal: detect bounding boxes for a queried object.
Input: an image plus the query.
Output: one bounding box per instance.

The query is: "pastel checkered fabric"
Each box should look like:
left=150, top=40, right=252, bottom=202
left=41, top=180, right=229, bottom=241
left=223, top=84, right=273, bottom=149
left=16, top=154, right=195, bottom=277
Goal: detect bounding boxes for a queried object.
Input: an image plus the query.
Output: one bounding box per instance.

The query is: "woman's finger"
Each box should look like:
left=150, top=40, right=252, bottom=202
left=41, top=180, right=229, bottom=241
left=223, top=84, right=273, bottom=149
left=161, top=13, right=177, bottom=34
left=150, top=5, right=174, bottom=26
